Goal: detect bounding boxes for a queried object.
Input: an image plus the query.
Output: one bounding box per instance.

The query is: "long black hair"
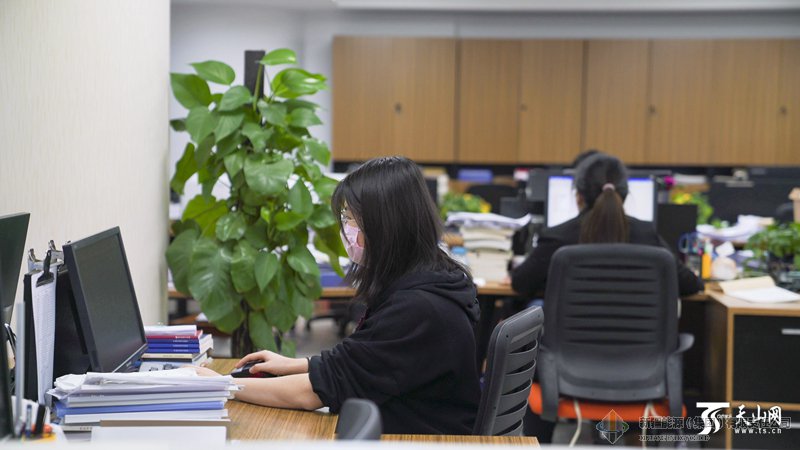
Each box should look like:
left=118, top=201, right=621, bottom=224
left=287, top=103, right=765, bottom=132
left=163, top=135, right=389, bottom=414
left=574, top=153, right=630, bottom=243
left=331, top=156, right=470, bottom=306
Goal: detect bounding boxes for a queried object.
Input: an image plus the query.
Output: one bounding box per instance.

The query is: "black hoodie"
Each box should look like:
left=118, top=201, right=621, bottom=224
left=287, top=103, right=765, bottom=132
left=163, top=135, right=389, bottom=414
left=308, top=269, right=481, bottom=434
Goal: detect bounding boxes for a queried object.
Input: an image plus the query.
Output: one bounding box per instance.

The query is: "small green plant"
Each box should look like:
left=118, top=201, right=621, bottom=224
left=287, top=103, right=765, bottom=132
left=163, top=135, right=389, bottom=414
left=439, top=192, right=490, bottom=219
left=745, top=222, right=800, bottom=275
left=167, top=49, right=346, bottom=357
left=671, top=191, right=714, bottom=225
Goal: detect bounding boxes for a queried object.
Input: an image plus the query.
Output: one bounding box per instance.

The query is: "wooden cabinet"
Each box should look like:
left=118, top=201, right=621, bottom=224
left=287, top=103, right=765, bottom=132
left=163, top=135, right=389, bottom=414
left=777, top=40, right=800, bottom=165
left=518, top=40, right=584, bottom=164
left=332, top=37, right=394, bottom=161
left=333, top=37, right=799, bottom=167
left=332, top=37, right=456, bottom=163
left=583, top=40, right=650, bottom=164
left=709, top=40, right=782, bottom=165
left=647, top=40, right=716, bottom=165
left=457, top=40, right=521, bottom=163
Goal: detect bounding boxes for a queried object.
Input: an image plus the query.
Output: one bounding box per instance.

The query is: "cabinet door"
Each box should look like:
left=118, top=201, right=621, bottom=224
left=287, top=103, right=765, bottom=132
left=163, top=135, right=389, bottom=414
left=583, top=40, right=649, bottom=164
left=332, top=37, right=395, bottom=161
left=457, top=40, right=521, bottom=163
left=518, top=40, right=584, bottom=164
left=391, top=38, right=456, bottom=163
left=777, top=39, right=800, bottom=165
left=710, top=40, right=781, bottom=165
left=647, top=40, right=715, bottom=165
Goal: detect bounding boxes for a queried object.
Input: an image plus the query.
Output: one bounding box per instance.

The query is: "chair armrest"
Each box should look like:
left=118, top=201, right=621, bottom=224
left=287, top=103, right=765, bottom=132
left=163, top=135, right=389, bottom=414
left=674, top=333, right=694, bottom=354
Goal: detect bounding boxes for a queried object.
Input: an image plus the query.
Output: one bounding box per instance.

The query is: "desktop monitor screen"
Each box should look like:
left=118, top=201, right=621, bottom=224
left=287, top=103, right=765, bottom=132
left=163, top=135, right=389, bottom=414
left=63, top=227, right=147, bottom=373
left=0, top=212, right=30, bottom=325
left=546, top=176, right=656, bottom=228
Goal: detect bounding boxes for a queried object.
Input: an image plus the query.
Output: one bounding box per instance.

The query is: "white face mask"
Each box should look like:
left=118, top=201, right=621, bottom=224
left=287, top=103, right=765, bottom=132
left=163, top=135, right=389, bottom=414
left=342, top=222, right=365, bottom=265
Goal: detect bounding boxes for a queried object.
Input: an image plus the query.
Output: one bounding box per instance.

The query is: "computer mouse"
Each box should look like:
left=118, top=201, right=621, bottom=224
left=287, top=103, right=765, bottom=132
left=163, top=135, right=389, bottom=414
left=229, top=360, right=277, bottom=378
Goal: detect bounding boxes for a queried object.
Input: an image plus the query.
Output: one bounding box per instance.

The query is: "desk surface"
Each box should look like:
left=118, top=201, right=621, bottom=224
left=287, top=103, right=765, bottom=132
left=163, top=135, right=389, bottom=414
left=208, top=359, right=538, bottom=445
left=708, top=290, right=800, bottom=315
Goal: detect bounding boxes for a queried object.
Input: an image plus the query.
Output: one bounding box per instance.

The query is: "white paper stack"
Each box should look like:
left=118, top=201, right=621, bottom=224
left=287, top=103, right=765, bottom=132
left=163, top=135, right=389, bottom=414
left=47, top=368, right=239, bottom=428
left=719, top=276, right=800, bottom=303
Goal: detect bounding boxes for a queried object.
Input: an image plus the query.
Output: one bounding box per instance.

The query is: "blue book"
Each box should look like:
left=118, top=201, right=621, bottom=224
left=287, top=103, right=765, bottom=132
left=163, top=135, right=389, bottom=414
left=146, top=344, right=201, bottom=351
left=55, top=400, right=224, bottom=417
left=147, top=338, right=200, bottom=345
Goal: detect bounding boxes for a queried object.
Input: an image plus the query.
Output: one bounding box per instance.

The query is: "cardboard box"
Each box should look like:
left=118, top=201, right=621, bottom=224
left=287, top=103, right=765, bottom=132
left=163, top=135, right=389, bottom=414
left=790, top=187, right=800, bottom=223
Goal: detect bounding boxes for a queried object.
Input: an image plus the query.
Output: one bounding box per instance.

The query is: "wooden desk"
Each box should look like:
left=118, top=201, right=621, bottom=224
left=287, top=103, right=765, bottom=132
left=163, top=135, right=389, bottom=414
left=208, top=359, right=538, bottom=445
left=705, top=292, right=800, bottom=449
left=208, top=359, right=337, bottom=440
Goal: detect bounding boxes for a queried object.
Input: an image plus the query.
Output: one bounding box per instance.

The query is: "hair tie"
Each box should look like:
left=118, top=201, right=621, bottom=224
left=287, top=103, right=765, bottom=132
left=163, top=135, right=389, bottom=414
left=602, top=183, right=615, bottom=192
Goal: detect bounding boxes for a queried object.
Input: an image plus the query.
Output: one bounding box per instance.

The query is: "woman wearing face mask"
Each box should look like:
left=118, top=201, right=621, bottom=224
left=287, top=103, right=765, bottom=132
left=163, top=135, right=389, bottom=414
left=197, top=156, right=481, bottom=435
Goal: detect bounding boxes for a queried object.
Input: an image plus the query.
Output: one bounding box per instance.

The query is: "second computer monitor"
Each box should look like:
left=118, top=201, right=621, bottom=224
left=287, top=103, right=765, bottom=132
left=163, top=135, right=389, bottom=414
left=0, top=212, right=30, bottom=325
left=62, top=227, right=147, bottom=373
left=546, top=175, right=656, bottom=228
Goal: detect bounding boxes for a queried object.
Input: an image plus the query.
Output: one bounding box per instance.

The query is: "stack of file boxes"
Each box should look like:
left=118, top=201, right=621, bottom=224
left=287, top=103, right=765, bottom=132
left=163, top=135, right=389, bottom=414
left=140, top=325, right=213, bottom=370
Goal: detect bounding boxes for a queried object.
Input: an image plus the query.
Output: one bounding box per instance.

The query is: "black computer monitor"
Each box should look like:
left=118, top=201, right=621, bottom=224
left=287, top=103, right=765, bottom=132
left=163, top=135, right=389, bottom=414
left=62, top=227, right=147, bottom=373
left=708, top=178, right=797, bottom=223
left=0, top=212, right=30, bottom=325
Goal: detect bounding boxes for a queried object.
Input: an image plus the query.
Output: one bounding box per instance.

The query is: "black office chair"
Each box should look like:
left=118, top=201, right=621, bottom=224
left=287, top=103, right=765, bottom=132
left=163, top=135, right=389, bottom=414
left=473, top=306, right=544, bottom=436
left=533, top=244, right=693, bottom=435
left=467, top=184, right=518, bottom=214
left=335, top=398, right=382, bottom=440
left=775, top=202, right=794, bottom=224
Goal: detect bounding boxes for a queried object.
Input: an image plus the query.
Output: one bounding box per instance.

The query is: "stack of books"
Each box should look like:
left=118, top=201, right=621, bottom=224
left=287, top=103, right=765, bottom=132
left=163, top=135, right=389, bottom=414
left=48, top=369, right=238, bottom=430
left=141, top=325, right=213, bottom=370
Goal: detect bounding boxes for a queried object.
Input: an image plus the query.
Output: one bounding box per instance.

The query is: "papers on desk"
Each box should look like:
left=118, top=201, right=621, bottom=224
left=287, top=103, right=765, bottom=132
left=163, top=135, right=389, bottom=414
left=446, top=212, right=531, bottom=230
left=47, top=368, right=239, bottom=426
left=92, top=425, right=226, bottom=445
left=696, top=215, right=770, bottom=242
left=719, top=276, right=800, bottom=303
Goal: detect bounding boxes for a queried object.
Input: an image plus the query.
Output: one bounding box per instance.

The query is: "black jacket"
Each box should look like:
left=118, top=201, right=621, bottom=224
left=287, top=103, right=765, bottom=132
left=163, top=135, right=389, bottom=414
left=308, top=269, right=481, bottom=434
left=511, top=215, right=704, bottom=298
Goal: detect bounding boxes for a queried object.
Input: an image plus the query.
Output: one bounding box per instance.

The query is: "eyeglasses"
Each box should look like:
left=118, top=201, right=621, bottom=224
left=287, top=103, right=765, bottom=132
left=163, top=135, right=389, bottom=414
left=340, top=210, right=357, bottom=227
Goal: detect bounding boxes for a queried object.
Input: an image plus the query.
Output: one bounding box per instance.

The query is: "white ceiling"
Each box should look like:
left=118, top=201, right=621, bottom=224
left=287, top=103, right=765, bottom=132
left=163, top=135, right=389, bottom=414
left=172, top=0, right=800, bottom=11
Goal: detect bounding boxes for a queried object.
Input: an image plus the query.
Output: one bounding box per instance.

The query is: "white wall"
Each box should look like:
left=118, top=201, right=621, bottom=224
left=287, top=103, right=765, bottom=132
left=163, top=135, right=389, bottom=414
left=0, top=0, right=170, bottom=325
left=298, top=9, right=800, bottom=152
left=170, top=3, right=304, bottom=207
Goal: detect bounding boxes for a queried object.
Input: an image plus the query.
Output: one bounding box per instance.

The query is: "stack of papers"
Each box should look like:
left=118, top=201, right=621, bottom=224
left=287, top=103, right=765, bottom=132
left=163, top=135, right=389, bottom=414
left=446, top=213, right=527, bottom=282
left=446, top=212, right=531, bottom=230
left=48, top=368, right=239, bottom=427
left=141, top=325, right=213, bottom=368
left=718, top=276, right=800, bottom=303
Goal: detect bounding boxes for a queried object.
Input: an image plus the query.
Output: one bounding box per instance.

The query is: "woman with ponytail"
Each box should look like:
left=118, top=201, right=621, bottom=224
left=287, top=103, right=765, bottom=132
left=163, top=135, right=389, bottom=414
left=511, top=152, right=703, bottom=299
left=512, top=152, right=703, bottom=443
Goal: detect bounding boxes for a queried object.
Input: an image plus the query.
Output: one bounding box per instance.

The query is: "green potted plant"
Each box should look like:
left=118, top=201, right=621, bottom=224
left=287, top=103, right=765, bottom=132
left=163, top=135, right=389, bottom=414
left=167, top=48, right=346, bottom=356
left=439, top=192, right=490, bottom=220
left=745, top=222, right=800, bottom=283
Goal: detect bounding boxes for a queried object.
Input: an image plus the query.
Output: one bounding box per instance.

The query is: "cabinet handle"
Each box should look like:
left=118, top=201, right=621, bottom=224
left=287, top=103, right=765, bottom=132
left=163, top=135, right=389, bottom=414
left=394, top=102, right=402, bottom=114
left=779, top=106, right=788, bottom=115
left=781, top=328, right=800, bottom=336
left=520, top=104, right=528, bottom=112
left=649, top=105, right=657, bottom=115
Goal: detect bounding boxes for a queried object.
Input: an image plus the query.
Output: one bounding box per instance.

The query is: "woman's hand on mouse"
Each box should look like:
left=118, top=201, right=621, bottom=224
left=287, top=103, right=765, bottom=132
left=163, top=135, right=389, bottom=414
left=235, top=350, right=311, bottom=376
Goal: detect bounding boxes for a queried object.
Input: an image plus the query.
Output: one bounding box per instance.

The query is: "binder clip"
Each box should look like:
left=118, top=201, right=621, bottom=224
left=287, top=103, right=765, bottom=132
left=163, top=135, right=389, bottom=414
left=36, top=251, right=54, bottom=287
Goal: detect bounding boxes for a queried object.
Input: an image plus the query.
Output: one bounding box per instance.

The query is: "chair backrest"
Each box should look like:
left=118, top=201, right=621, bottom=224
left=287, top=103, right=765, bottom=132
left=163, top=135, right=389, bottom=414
left=466, top=184, right=518, bottom=214
left=542, top=244, right=678, bottom=403
left=473, top=306, right=544, bottom=436
left=335, top=398, right=382, bottom=440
